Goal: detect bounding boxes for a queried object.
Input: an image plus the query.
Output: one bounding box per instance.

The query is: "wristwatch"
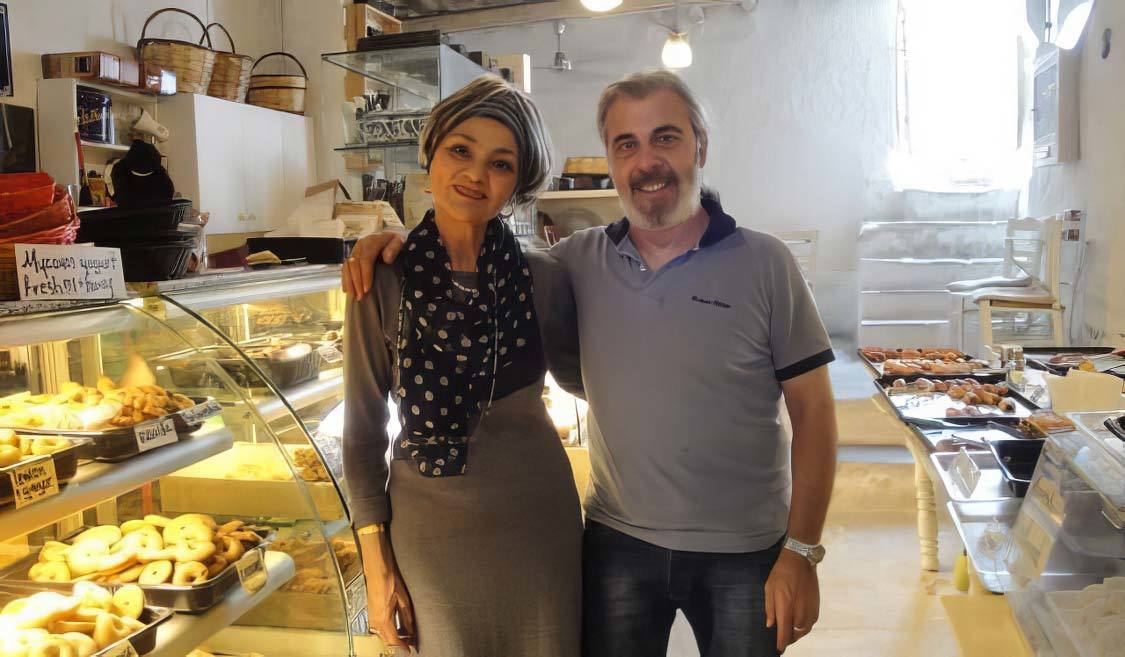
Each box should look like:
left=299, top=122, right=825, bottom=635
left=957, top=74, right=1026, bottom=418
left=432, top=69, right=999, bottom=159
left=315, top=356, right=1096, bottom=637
left=784, top=537, right=826, bottom=567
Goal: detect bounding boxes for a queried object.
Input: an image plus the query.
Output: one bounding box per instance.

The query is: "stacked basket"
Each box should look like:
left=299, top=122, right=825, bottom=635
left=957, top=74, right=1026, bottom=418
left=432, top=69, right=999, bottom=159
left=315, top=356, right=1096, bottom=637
left=0, top=174, right=80, bottom=245
left=200, top=23, right=253, bottom=103
left=248, top=52, right=308, bottom=115
left=137, top=8, right=216, bottom=95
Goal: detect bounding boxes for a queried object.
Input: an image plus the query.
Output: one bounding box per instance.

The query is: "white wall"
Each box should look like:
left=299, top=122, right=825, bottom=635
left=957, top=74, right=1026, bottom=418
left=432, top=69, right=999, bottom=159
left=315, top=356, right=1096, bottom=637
left=455, top=1, right=898, bottom=338
left=2, top=0, right=283, bottom=111
left=1027, top=1, right=1125, bottom=344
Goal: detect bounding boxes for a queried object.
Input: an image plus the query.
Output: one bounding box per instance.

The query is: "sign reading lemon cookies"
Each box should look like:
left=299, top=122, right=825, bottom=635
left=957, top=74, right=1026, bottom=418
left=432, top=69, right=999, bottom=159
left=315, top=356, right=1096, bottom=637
left=7, top=454, right=59, bottom=508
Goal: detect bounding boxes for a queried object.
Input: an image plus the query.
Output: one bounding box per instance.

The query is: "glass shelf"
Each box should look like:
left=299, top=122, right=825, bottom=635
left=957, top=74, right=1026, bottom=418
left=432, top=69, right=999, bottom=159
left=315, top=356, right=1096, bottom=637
left=323, top=46, right=444, bottom=107
left=335, top=140, right=418, bottom=152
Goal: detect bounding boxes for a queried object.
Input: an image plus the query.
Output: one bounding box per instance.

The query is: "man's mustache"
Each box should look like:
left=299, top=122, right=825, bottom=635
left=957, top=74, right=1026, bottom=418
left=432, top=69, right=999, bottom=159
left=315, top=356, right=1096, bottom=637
left=629, top=167, right=677, bottom=189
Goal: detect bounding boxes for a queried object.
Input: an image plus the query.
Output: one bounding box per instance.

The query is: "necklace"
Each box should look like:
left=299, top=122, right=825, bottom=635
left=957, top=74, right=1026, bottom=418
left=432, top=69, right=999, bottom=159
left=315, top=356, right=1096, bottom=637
left=451, top=278, right=479, bottom=296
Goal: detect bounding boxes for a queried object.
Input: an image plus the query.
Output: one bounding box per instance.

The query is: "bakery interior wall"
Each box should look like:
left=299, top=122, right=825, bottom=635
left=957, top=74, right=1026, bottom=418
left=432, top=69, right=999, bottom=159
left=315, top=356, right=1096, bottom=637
left=447, top=1, right=899, bottom=341
left=1027, top=0, right=1125, bottom=345
left=2, top=0, right=285, bottom=111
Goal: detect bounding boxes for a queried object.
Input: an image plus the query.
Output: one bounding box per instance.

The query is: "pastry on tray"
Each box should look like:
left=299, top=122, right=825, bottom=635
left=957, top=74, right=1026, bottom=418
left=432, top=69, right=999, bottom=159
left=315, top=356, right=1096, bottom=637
left=0, top=377, right=195, bottom=432
left=1017, top=411, right=1075, bottom=438
left=0, top=581, right=147, bottom=652
left=887, top=377, right=1018, bottom=416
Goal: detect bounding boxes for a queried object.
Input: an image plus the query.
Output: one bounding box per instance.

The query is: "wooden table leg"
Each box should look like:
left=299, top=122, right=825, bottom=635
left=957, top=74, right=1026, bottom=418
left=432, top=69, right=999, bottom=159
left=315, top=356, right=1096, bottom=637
left=912, top=451, right=941, bottom=572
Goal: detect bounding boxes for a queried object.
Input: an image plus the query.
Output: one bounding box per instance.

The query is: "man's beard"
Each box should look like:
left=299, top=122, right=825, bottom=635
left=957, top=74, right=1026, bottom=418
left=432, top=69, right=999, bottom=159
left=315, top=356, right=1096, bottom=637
left=621, top=163, right=702, bottom=231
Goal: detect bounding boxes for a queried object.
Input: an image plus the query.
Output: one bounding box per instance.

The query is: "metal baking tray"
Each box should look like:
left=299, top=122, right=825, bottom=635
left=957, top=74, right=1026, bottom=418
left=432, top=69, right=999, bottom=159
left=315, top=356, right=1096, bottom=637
left=0, top=583, right=172, bottom=656
left=0, top=442, right=80, bottom=507
left=1023, top=346, right=1124, bottom=378
left=156, top=342, right=322, bottom=391
left=1, top=525, right=275, bottom=612
left=4, top=396, right=220, bottom=463
left=876, top=380, right=1034, bottom=425
left=858, top=348, right=1003, bottom=378
left=931, top=449, right=1023, bottom=503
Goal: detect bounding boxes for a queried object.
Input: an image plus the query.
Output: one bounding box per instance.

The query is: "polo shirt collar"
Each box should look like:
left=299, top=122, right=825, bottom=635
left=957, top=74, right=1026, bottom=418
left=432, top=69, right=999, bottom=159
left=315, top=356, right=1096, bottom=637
left=605, top=193, right=737, bottom=250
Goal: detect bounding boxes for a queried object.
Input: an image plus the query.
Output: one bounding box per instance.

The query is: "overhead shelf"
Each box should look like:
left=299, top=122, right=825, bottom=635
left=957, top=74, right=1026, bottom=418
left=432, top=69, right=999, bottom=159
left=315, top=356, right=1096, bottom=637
left=257, top=370, right=344, bottom=423
left=148, top=550, right=296, bottom=657
left=80, top=139, right=131, bottom=153
left=0, top=425, right=234, bottom=539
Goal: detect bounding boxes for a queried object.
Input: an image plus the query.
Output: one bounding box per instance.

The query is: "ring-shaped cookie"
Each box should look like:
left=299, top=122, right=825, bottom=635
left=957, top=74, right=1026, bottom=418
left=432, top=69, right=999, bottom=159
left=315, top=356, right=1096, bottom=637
left=92, top=612, right=133, bottom=650
left=172, top=561, right=209, bottom=586
left=219, top=535, right=245, bottom=563
left=173, top=539, right=216, bottom=564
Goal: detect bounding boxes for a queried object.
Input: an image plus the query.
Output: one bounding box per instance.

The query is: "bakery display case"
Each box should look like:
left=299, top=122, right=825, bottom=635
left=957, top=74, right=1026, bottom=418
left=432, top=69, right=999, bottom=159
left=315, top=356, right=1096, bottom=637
left=0, top=266, right=369, bottom=657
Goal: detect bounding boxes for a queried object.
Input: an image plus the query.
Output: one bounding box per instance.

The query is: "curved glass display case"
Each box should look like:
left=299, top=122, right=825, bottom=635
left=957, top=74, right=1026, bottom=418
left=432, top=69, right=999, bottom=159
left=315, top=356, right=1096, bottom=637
left=0, top=267, right=360, bottom=657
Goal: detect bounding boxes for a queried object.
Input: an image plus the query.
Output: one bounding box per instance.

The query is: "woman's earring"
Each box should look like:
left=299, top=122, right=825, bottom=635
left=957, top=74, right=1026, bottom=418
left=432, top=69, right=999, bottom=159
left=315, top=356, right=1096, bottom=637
left=499, top=203, right=515, bottom=219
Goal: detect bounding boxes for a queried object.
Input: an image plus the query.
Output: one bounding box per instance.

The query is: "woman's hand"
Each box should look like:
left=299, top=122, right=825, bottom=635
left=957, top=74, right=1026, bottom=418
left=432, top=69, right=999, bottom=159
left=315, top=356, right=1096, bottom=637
left=343, top=229, right=409, bottom=299
left=361, top=531, right=417, bottom=652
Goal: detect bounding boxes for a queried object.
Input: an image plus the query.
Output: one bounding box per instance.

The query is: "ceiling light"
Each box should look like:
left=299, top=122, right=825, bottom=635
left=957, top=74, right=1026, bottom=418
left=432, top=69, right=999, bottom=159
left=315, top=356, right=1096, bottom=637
left=662, top=33, right=692, bottom=68
left=581, top=0, right=622, bottom=11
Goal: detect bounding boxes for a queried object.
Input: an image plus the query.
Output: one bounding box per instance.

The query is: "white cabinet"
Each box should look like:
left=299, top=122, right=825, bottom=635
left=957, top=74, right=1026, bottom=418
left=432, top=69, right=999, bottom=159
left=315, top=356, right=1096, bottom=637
left=161, top=94, right=313, bottom=234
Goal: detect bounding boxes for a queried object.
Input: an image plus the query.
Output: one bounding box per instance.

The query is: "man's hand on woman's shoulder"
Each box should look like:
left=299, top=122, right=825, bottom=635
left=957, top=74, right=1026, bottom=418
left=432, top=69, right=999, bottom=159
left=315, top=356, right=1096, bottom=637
left=342, top=228, right=409, bottom=299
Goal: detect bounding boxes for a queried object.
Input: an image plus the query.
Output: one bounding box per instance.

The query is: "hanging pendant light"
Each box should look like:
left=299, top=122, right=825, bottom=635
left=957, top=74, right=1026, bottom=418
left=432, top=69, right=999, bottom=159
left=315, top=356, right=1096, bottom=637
left=581, top=0, right=622, bottom=11
left=662, top=32, right=693, bottom=68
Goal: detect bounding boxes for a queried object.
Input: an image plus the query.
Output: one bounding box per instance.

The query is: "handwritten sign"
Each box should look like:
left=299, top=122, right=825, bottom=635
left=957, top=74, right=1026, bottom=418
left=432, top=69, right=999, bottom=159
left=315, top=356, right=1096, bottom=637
left=236, top=549, right=267, bottom=593
left=133, top=416, right=177, bottom=453
left=7, top=455, right=59, bottom=509
left=104, top=640, right=139, bottom=657
left=179, top=399, right=222, bottom=426
left=15, top=244, right=126, bottom=301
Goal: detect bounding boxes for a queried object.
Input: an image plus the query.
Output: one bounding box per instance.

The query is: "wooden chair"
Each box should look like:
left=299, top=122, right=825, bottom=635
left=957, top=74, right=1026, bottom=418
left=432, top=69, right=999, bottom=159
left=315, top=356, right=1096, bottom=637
left=948, top=216, right=1064, bottom=353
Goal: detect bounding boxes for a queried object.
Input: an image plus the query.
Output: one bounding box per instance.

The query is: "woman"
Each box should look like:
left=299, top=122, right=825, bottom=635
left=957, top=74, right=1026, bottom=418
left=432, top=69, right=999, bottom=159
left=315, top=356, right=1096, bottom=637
left=343, top=75, right=582, bottom=657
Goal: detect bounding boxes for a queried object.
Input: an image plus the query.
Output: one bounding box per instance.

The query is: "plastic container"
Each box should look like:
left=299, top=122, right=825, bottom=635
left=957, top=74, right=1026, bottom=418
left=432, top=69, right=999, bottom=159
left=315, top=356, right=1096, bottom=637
left=115, top=241, right=195, bottom=281
left=246, top=236, right=354, bottom=264
left=77, top=199, right=192, bottom=233
left=987, top=438, right=1044, bottom=496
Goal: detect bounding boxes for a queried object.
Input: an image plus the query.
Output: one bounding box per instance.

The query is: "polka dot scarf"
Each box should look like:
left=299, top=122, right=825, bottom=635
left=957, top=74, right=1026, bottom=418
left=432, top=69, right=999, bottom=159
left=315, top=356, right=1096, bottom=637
left=395, top=212, right=537, bottom=478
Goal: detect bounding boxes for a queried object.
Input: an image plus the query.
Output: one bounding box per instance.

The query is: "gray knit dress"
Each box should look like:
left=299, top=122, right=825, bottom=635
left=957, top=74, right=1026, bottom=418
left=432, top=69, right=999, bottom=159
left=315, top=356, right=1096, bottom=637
left=343, top=250, right=583, bottom=657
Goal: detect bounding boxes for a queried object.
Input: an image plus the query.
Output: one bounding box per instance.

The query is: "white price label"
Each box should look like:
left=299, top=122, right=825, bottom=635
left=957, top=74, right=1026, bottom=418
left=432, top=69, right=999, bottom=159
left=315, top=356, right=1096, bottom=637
left=7, top=455, right=59, bottom=509
left=104, top=641, right=139, bottom=657
left=318, top=344, right=344, bottom=365
left=236, top=549, right=267, bottom=593
left=133, top=416, right=177, bottom=453
left=179, top=399, right=222, bottom=426
left=15, top=244, right=127, bottom=301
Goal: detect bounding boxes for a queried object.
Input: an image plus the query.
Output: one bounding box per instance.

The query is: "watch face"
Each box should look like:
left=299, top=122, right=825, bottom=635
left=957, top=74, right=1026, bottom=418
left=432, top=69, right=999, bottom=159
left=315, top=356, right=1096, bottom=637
left=809, top=545, right=826, bottom=563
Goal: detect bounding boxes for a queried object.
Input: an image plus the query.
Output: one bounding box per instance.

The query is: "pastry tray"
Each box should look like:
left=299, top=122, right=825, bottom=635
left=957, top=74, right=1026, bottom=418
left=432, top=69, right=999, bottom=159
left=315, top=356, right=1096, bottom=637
left=1, top=526, right=274, bottom=613
left=0, top=583, right=172, bottom=656
left=858, top=348, right=1004, bottom=378
left=1024, top=346, right=1125, bottom=378
left=875, top=380, right=1035, bottom=425
left=0, top=443, right=80, bottom=507
left=157, top=343, right=322, bottom=391
left=3, top=396, right=221, bottom=463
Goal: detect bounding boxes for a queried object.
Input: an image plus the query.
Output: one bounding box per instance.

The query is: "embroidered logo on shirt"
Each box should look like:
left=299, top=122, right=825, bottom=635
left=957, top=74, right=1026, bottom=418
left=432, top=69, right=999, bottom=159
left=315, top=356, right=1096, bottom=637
left=691, top=295, right=731, bottom=309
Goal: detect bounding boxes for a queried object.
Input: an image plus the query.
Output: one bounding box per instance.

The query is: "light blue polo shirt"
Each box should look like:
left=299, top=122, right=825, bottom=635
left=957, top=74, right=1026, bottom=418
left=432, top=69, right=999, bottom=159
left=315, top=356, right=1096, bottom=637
left=552, top=195, right=834, bottom=553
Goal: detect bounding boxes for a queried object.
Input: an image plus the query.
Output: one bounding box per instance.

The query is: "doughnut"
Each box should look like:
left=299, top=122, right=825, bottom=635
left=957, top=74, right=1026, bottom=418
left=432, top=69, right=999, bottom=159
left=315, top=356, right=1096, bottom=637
left=30, top=437, right=71, bottom=456
left=47, top=619, right=95, bottom=635
left=137, top=560, right=173, bottom=586
left=113, top=529, right=162, bottom=553
left=71, top=583, right=112, bottom=612
left=119, top=520, right=155, bottom=536
left=114, top=563, right=145, bottom=584
left=142, top=514, right=172, bottom=528
left=29, top=562, right=71, bottom=583
left=60, top=633, right=97, bottom=657
left=0, top=428, right=17, bottom=446
left=66, top=540, right=110, bottom=577
left=173, top=539, right=216, bottom=564
left=38, top=542, right=70, bottom=563
left=163, top=519, right=213, bottom=546
left=110, top=585, right=144, bottom=621
left=219, top=535, right=245, bottom=563
left=0, top=444, right=21, bottom=467
left=92, top=612, right=132, bottom=649
left=216, top=520, right=244, bottom=536
left=206, top=556, right=229, bottom=578
left=28, top=635, right=79, bottom=657
left=14, top=592, right=79, bottom=629
left=73, top=527, right=121, bottom=548
left=172, top=561, right=209, bottom=586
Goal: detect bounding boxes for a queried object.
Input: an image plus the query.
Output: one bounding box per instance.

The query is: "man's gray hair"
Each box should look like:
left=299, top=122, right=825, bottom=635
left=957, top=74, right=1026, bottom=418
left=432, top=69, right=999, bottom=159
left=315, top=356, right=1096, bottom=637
left=596, top=70, right=710, bottom=155
left=419, top=74, right=553, bottom=208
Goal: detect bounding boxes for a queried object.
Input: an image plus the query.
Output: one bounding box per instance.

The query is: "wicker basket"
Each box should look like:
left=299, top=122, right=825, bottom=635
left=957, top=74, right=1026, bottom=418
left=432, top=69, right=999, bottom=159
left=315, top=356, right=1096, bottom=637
left=137, top=8, right=216, bottom=95
left=200, top=22, right=252, bottom=103
left=248, top=52, right=307, bottom=115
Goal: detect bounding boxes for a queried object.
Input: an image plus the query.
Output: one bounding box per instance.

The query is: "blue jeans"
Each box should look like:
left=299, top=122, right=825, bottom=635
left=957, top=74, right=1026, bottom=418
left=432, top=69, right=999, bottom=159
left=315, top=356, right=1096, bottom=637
left=582, top=520, right=782, bottom=657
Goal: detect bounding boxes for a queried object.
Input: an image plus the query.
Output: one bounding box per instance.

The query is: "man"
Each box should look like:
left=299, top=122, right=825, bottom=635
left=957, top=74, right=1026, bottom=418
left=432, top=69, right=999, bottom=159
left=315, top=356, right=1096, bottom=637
left=344, top=70, right=838, bottom=657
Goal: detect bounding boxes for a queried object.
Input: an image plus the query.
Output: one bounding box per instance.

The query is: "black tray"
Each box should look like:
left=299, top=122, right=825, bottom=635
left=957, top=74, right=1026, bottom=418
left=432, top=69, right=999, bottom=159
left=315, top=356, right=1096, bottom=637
left=2, top=526, right=274, bottom=613
left=157, top=344, right=322, bottom=390
left=4, top=396, right=220, bottom=463
left=1023, top=346, right=1125, bottom=379
left=77, top=200, right=192, bottom=233
left=246, top=236, right=355, bottom=265
left=986, top=438, right=1044, bottom=496
left=1104, top=415, right=1125, bottom=442
left=0, top=443, right=80, bottom=507
left=0, top=583, right=172, bottom=655
left=876, top=380, right=1035, bottom=425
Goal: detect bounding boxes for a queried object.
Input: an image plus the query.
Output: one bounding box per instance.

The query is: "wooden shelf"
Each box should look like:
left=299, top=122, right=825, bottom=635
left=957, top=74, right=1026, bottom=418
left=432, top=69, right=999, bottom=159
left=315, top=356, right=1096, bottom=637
left=73, top=81, right=160, bottom=105
left=0, top=425, right=234, bottom=540
left=148, top=551, right=296, bottom=657
left=538, top=189, right=619, bottom=200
